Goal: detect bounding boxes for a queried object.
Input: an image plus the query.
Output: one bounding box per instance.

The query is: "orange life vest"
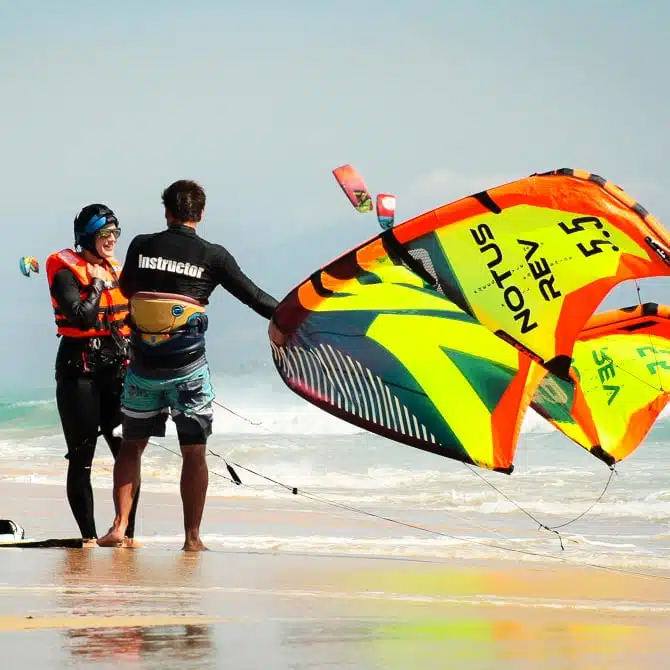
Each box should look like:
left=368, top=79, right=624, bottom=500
left=45, top=248, right=131, bottom=338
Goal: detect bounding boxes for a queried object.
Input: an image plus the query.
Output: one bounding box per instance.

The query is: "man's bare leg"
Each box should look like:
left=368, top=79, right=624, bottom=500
left=180, top=443, right=209, bottom=551
left=98, top=438, right=147, bottom=546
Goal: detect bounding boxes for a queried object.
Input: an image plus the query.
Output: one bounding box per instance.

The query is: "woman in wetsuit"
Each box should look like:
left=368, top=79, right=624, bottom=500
left=46, top=204, right=140, bottom=547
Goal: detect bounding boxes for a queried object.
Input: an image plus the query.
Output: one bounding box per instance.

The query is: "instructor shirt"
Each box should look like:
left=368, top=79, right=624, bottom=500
left=120, top=223, right=278, bottom=374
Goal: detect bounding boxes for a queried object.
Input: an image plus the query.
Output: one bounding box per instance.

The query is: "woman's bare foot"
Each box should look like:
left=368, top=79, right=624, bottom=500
left=82, top=539, right=99, bottom=548
left=122, top=537, right=142, bottom=549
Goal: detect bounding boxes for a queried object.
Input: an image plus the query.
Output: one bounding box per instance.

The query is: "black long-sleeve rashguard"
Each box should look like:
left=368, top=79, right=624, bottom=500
left=120, top=223, right=278, bottom=374
left=120, top=224, right=278, bottom=314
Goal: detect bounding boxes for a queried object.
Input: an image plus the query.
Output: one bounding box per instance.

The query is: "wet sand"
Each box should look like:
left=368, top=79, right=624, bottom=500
left=2, top=481, right=670, bottom=668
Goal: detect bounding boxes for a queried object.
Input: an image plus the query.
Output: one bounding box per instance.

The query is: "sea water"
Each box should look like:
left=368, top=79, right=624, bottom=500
left=1, top=362, right=669, bottom=573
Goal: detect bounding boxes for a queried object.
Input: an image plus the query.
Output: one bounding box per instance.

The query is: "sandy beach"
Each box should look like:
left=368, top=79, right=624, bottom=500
left=0, top=481, right=669, bottom=668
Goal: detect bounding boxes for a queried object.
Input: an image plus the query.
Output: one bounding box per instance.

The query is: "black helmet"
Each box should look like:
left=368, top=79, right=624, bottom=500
left=74, top=204, right=119, bottom=254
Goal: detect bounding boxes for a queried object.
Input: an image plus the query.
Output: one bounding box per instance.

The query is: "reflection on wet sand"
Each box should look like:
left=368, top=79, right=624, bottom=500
left=57, top=550, right=216, bottom=665
left=280, top=615, right=670, bottom=669
left=3, top=540, right=670, bottom=668
left=58, top=549, right=211, bottom=616
left=65, top=623, right=213, bottom=664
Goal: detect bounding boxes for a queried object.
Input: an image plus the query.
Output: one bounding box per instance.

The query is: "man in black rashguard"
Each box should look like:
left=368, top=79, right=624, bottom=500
left=98, top=180, right=278, bottom=551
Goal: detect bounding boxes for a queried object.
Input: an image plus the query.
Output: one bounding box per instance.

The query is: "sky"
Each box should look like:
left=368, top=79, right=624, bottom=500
left=2, top=0, right=670, bottom=390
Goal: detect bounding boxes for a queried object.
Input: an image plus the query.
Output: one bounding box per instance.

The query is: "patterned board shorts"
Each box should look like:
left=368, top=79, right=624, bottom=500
left=121, top=362, right=215, bottom=446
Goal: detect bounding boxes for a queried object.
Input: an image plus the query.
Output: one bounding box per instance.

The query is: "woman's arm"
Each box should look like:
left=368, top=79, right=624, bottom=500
left=50, top=268, right=105, bottom=330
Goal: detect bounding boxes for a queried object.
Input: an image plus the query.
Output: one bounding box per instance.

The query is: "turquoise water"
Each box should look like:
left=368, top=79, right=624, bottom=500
left=1, top=367, right=670, bottom=573
left=0, top=394, right=60, bottom=431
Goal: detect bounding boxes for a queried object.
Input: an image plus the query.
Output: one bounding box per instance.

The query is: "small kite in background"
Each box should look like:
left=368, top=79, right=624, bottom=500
left=19, top=256, right=40, bottom=277
left=332, top=164, right=374, bottom=213
left=375, top=193, right=396, bottom=229
left=332, top=164, right=397, bottom=229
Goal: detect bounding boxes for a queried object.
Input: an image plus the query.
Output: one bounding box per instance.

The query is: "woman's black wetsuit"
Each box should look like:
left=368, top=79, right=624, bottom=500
left=50, top=267, right=140, bottom=540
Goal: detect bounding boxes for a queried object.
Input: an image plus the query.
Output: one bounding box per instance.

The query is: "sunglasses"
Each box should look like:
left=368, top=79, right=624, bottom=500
left=97, top=228, right=121, bottom=240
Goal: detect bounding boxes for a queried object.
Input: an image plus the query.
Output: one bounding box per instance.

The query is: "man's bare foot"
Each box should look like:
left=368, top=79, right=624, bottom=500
left=122, top=537, right=142, bottom=549
left=97, top=528, right=125, bottom=547
left=82, top=539, right=98, bottom=548
left=182, top=538, right=208, bottom=552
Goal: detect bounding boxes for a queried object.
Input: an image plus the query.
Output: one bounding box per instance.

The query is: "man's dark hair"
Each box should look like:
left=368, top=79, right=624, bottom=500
left=162, top=180, right=206, bottom=223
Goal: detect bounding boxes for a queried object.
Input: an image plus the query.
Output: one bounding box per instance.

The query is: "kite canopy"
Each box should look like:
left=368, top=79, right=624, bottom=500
left=270, top=169, right=670, bottom=473
left=386, top=168, right=670, bottom=380
left=272, top=261, right=535, bottom=473
left=531, top=302, right=670, bottom=466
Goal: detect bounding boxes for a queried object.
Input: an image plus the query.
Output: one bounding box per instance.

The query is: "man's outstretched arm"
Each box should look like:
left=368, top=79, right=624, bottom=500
left=214, top=245, right=278, bottom=319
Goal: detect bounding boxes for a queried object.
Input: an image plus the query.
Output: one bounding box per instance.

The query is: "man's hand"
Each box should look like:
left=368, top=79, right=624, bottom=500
left=268, top=321, right=286, bottom=346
